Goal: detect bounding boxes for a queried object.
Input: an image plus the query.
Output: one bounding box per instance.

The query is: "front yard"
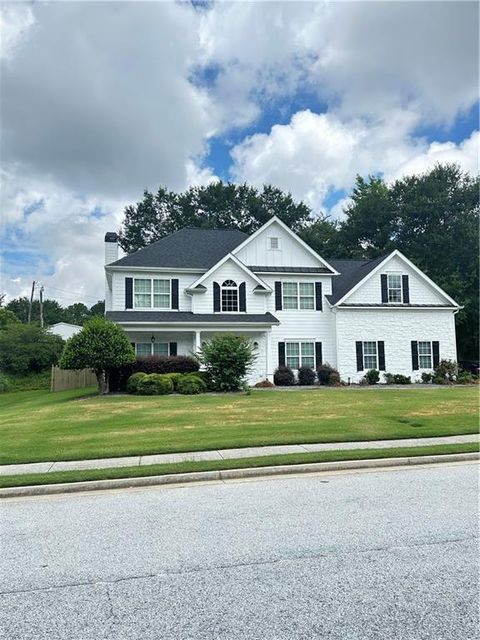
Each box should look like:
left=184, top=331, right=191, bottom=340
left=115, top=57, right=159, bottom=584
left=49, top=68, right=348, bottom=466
left=0, top=386, right=477, bottom=465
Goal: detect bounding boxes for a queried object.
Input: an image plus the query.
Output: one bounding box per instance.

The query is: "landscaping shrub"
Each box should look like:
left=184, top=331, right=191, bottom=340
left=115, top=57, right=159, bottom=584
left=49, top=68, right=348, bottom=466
left=434, top=359, right=457, bottom=383
left=317, top=363, right=339, bottom=386
left=329, top=371, right=341, bottom=386
left=126, top=372, right=148, bottom=394
left=384, top=373, right=395, bottom=384
left=456, top=369, right=474, bottom=384
left=195, top=370, right=215, bottom=391
left=298, top=366, right=316, bottom=385
left=433, top=375, right=446, bottom=385
left=162, top=372, right=183, bottom=390
left=363, top=369, right=380, bottom=385
left=254, top=379, right=275, bottom=388
left=393, top=374, right=411, bottom=384
left=421, top=372, right=434, bottom=384
left=0, top=372, right=12, bottom=393
left=197, top=334, right=255, bottom=392
left=136, top=373, right=174, bottom=395
left=109, top=355, right=199, bottom=392
left=273, top=365, right=295, bottom=386
left=176, top=374, right=206, bottom=395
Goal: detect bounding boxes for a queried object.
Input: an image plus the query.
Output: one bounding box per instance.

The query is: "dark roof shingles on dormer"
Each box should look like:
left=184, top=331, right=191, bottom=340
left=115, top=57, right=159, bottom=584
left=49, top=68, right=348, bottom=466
left=327, top=255, right=388, bottom=305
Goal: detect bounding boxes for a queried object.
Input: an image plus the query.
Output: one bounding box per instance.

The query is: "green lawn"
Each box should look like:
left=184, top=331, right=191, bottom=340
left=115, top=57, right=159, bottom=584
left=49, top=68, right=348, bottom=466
left=0, top=386, right=477, bottom=465
left=1, top=442, right=477, bottom=489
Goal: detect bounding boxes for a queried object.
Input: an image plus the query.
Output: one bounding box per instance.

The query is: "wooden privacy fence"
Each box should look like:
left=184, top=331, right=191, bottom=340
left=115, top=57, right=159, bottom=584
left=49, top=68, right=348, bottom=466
left=50, top=366, right=97, bottom=392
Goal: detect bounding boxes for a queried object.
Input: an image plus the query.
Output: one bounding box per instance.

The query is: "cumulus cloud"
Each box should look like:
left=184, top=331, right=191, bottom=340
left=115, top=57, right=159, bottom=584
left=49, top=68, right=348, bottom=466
left=230, top=110, right=478, bottom=215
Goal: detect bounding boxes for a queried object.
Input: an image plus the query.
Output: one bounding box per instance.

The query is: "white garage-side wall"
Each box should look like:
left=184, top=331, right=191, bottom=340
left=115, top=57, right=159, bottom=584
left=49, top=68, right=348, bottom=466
left=335, top=308, right=458, bottom=383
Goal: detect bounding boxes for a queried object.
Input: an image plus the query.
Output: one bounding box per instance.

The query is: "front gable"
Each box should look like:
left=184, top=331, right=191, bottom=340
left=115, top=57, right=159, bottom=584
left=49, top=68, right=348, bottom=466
left=339, top=251, right=459, bottom=307
left=232, top=217, right=338, bottom=272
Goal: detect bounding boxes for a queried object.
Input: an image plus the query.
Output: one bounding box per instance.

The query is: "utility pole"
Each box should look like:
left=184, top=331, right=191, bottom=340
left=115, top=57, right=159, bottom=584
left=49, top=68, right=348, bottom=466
left=39, top=285, right=45, bottom=328
left=28, top=281, right=35, bottom=323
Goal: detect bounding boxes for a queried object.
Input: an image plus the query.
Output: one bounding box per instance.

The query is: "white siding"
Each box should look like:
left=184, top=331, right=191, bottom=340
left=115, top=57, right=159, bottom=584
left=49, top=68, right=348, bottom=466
left=126, top=331, right=195, bottom=357
left=193, top=260, right=266, bottom=314
left=346, top=255, right=450, bottom=305
left=111, top=271, right=202, bottom=312
left=234, top=220, right=323, bottom=268
left=335, top=308, right=457, bottom=383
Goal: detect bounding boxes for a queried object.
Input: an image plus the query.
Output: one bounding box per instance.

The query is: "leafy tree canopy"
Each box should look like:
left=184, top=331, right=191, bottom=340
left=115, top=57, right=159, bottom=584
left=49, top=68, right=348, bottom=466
left=59, top=317, right=135, bottom=394
left=0, top=324, right=64, bottom=376
left=0, top=308, right=21, bottom=329
left=5, top=297, right=105, bottom=326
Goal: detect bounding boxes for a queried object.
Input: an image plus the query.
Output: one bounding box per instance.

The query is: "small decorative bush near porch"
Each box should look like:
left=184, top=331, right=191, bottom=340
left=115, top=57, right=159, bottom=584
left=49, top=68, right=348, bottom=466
left=420, top=372, right=434, bottom=384
left=384, top=373, right=412, bottom=385
left=316, top=364, right=339, bottom=386
left=274, top=366, right=295, bottom=386
left=363, top=369, right=380, bottom=385
left=136, top=373, right=174, bottom=396
left=298, top=366, right=316, bottom=385
left=197, top=334, right=255, bottom=392
left=126, top=372, right=148, bottom=394
left=109, top=355, right=199, bottom=392
left=434, top=359, right=457, bottom=383
left=176, top=374, right=206, bottom=395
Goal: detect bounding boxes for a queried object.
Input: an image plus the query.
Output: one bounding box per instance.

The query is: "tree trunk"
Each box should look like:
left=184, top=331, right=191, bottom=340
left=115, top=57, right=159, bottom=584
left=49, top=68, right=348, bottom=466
left=95, top=370, right=108, bottom=395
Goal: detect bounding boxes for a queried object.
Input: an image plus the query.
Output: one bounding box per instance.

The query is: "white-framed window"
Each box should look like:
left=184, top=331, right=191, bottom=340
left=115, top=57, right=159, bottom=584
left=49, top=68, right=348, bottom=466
left=221, top=280, right=238, bottom=312
left=282, top=282, right=315, bottom=310
left=363, top=341, right=378, bottom=370
left=134, top=279, right=171, bottom=309
left=135, top=342, right=169, bottom=357
left=269, top=236, right=280, bottom=250
left=418, top=341, right=432, bottom=369
left=286, top=341, right=315, bottom=369
left=387, top=274, right=402, bottom=303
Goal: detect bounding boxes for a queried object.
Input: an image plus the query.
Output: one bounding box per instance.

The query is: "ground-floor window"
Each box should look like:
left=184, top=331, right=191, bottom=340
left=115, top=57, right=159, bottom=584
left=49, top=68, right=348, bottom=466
left=418, top=341, right=432, bottom=369
left=285, top=341, right=315, bottom=369
left=363, top=341, right=378, bottom=370
left=135, top=342, right=169, bottom=357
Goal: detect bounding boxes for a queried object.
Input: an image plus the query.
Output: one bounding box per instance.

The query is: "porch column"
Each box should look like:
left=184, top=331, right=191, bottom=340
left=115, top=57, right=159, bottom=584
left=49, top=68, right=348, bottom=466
left=194, top=330, right=201, bottom=355
left=265, top=330, right=273, bottom=382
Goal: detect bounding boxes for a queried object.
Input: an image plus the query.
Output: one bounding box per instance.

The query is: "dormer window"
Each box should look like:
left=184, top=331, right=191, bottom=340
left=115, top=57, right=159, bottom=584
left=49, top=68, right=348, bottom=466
left=269, top=237, right=280, bottom=250
left=221, top=280, right=238, bottom=312
left=387, top=274, right=402, bottom=303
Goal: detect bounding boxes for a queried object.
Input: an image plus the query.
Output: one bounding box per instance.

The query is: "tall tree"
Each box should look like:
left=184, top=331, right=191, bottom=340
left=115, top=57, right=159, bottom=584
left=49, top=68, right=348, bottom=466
left=63, top=302, right=91, bottom=325
left=5, top=297, right=65, bottom=325
left=118, top=181, right=312, bottom=253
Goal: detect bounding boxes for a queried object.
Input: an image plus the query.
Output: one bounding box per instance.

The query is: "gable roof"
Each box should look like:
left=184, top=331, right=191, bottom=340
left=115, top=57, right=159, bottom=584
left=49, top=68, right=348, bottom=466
left=327, top=256, right=388, bottom=305
left=110, top=228, right=248, bottom=269
left=231, top=216, right=339, bottom=274
left=188, top=253, right=272, bottom=291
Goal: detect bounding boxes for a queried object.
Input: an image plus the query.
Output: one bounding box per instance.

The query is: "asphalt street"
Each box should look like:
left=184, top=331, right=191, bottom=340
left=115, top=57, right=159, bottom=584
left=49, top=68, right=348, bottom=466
left=1, top=463, right=478, bottom=639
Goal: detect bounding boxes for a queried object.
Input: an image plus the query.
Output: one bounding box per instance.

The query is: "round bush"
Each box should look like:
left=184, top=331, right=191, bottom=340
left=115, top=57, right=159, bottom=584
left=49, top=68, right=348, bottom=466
left=126, top=372, right=148, bottom=394
left=176, top=374, right=206, bottom=395
left=363, top=369, right=380, bottom=385
left=297, top=366, right=316, bottom=385
left=273, top=366, right=295, bottom=386
left=136, top=373, right=174, bottom=395
left=161, top=372, right=183, bottom=390
left=316, top=363, right=339, bottom=385
left=329, top=371, right=341, bottom=386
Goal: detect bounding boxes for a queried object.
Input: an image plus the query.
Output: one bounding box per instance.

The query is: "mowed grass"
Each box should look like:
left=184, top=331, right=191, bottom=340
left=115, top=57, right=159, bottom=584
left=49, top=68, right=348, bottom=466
left=0, top=386, right=478, bottom=465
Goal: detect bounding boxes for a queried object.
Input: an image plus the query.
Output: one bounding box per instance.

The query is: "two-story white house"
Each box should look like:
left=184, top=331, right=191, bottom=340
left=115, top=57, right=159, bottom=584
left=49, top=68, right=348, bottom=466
left=104, top=216, right=460, bottom=384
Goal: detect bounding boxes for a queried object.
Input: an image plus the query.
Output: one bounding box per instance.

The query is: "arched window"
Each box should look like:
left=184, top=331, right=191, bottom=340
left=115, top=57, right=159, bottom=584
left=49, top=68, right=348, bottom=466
left=221, top=280, right=238, bottom=312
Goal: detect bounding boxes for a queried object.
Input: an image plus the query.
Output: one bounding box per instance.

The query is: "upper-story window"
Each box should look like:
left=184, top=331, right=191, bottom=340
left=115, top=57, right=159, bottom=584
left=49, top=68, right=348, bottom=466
left=134, top=278, right=170, bottom=309
left=269, top=237, right=280, bottom=250
left=282, top=282, right=315, bottom=310
left=221, top=280, right=238, bottom=312
left=387, top=274, right=402, bottom=302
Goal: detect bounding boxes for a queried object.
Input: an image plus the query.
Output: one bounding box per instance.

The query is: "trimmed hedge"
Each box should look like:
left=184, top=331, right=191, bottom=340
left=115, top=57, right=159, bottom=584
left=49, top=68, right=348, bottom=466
left=109, top=355, right=199, bottom=392
left=136, top=374, right=174, bottom=396
left=274, top=366, right=295, bottom=386
left=317, top=363, right=339, bottom=386
left=298, top=366, right=316, bottom=385
left=176, top=374, right=206, bottom=395
left=126, top=372, right=148, bottom=394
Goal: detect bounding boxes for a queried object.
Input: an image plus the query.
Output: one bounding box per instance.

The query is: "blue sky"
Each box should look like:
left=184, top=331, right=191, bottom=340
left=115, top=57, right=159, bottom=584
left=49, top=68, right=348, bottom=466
left=0, top=1, right=478, bottom=305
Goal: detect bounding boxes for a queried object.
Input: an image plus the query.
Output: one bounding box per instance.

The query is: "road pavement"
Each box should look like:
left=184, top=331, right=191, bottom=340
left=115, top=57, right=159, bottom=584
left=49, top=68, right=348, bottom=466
left=1, top=463, right=478, bottom=639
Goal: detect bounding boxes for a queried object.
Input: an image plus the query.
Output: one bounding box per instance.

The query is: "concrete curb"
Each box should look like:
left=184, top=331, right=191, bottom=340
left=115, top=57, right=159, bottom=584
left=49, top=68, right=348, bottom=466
left=0, top=452, right=478, bottom=499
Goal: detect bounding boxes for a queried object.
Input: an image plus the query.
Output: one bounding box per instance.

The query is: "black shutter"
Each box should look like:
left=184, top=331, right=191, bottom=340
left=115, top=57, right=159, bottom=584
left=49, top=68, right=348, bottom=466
left=381, top=274, right=388, bottom=303
left=239, top=282, right=246, bottom=312
left=378, top=341, right=385, bottom=371
left=315, top=342, right=322, bottom=368
left=171, top=279, right=179, bottom=309
left=432, top=341, right=440, bottom=368
left=315, top=282, right=323, bottom=311
left=356, top=341, right=364, bottom=372
left=402, top=275, right=410, bottom=304
left=275, top=281, right=282, bottom=310
left=213, top=282, right=220, bottom=312
left=411, top=341, right=419, bottom=370
left=125, top=277, right=133, bottom=309
left=169, top=342, right=177, bottom=356
left=278, top=342, right=286, bottom=367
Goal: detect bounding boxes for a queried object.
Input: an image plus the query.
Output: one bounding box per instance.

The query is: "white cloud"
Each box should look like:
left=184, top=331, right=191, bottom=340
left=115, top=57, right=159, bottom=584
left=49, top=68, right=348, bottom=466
left=230, top=110, right=478, bottom=215
left=0, top=4, right=35, bottom=60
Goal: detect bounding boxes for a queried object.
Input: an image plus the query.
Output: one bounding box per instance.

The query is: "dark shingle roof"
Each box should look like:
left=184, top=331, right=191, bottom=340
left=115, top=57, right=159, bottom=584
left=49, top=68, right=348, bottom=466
left=110, top=228, right=248, bottom=269
left=106, top=311, right=279, bottom=324
left=337, top=303, right=455, bottom=308
left=248, top=266, right=332, bottom=274
left=327, top=256, right=388, bottom=304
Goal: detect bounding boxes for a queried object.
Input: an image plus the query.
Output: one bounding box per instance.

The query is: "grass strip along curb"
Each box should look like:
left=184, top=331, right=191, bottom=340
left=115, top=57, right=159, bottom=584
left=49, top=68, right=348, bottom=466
left=1, top=443, right=478, bottom=492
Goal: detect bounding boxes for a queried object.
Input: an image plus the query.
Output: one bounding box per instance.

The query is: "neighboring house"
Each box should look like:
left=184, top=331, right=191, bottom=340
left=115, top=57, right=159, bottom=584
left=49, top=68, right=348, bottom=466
left=48, top=322, right=82, bottom=340
left=104, top=217, right=460, bottom=384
